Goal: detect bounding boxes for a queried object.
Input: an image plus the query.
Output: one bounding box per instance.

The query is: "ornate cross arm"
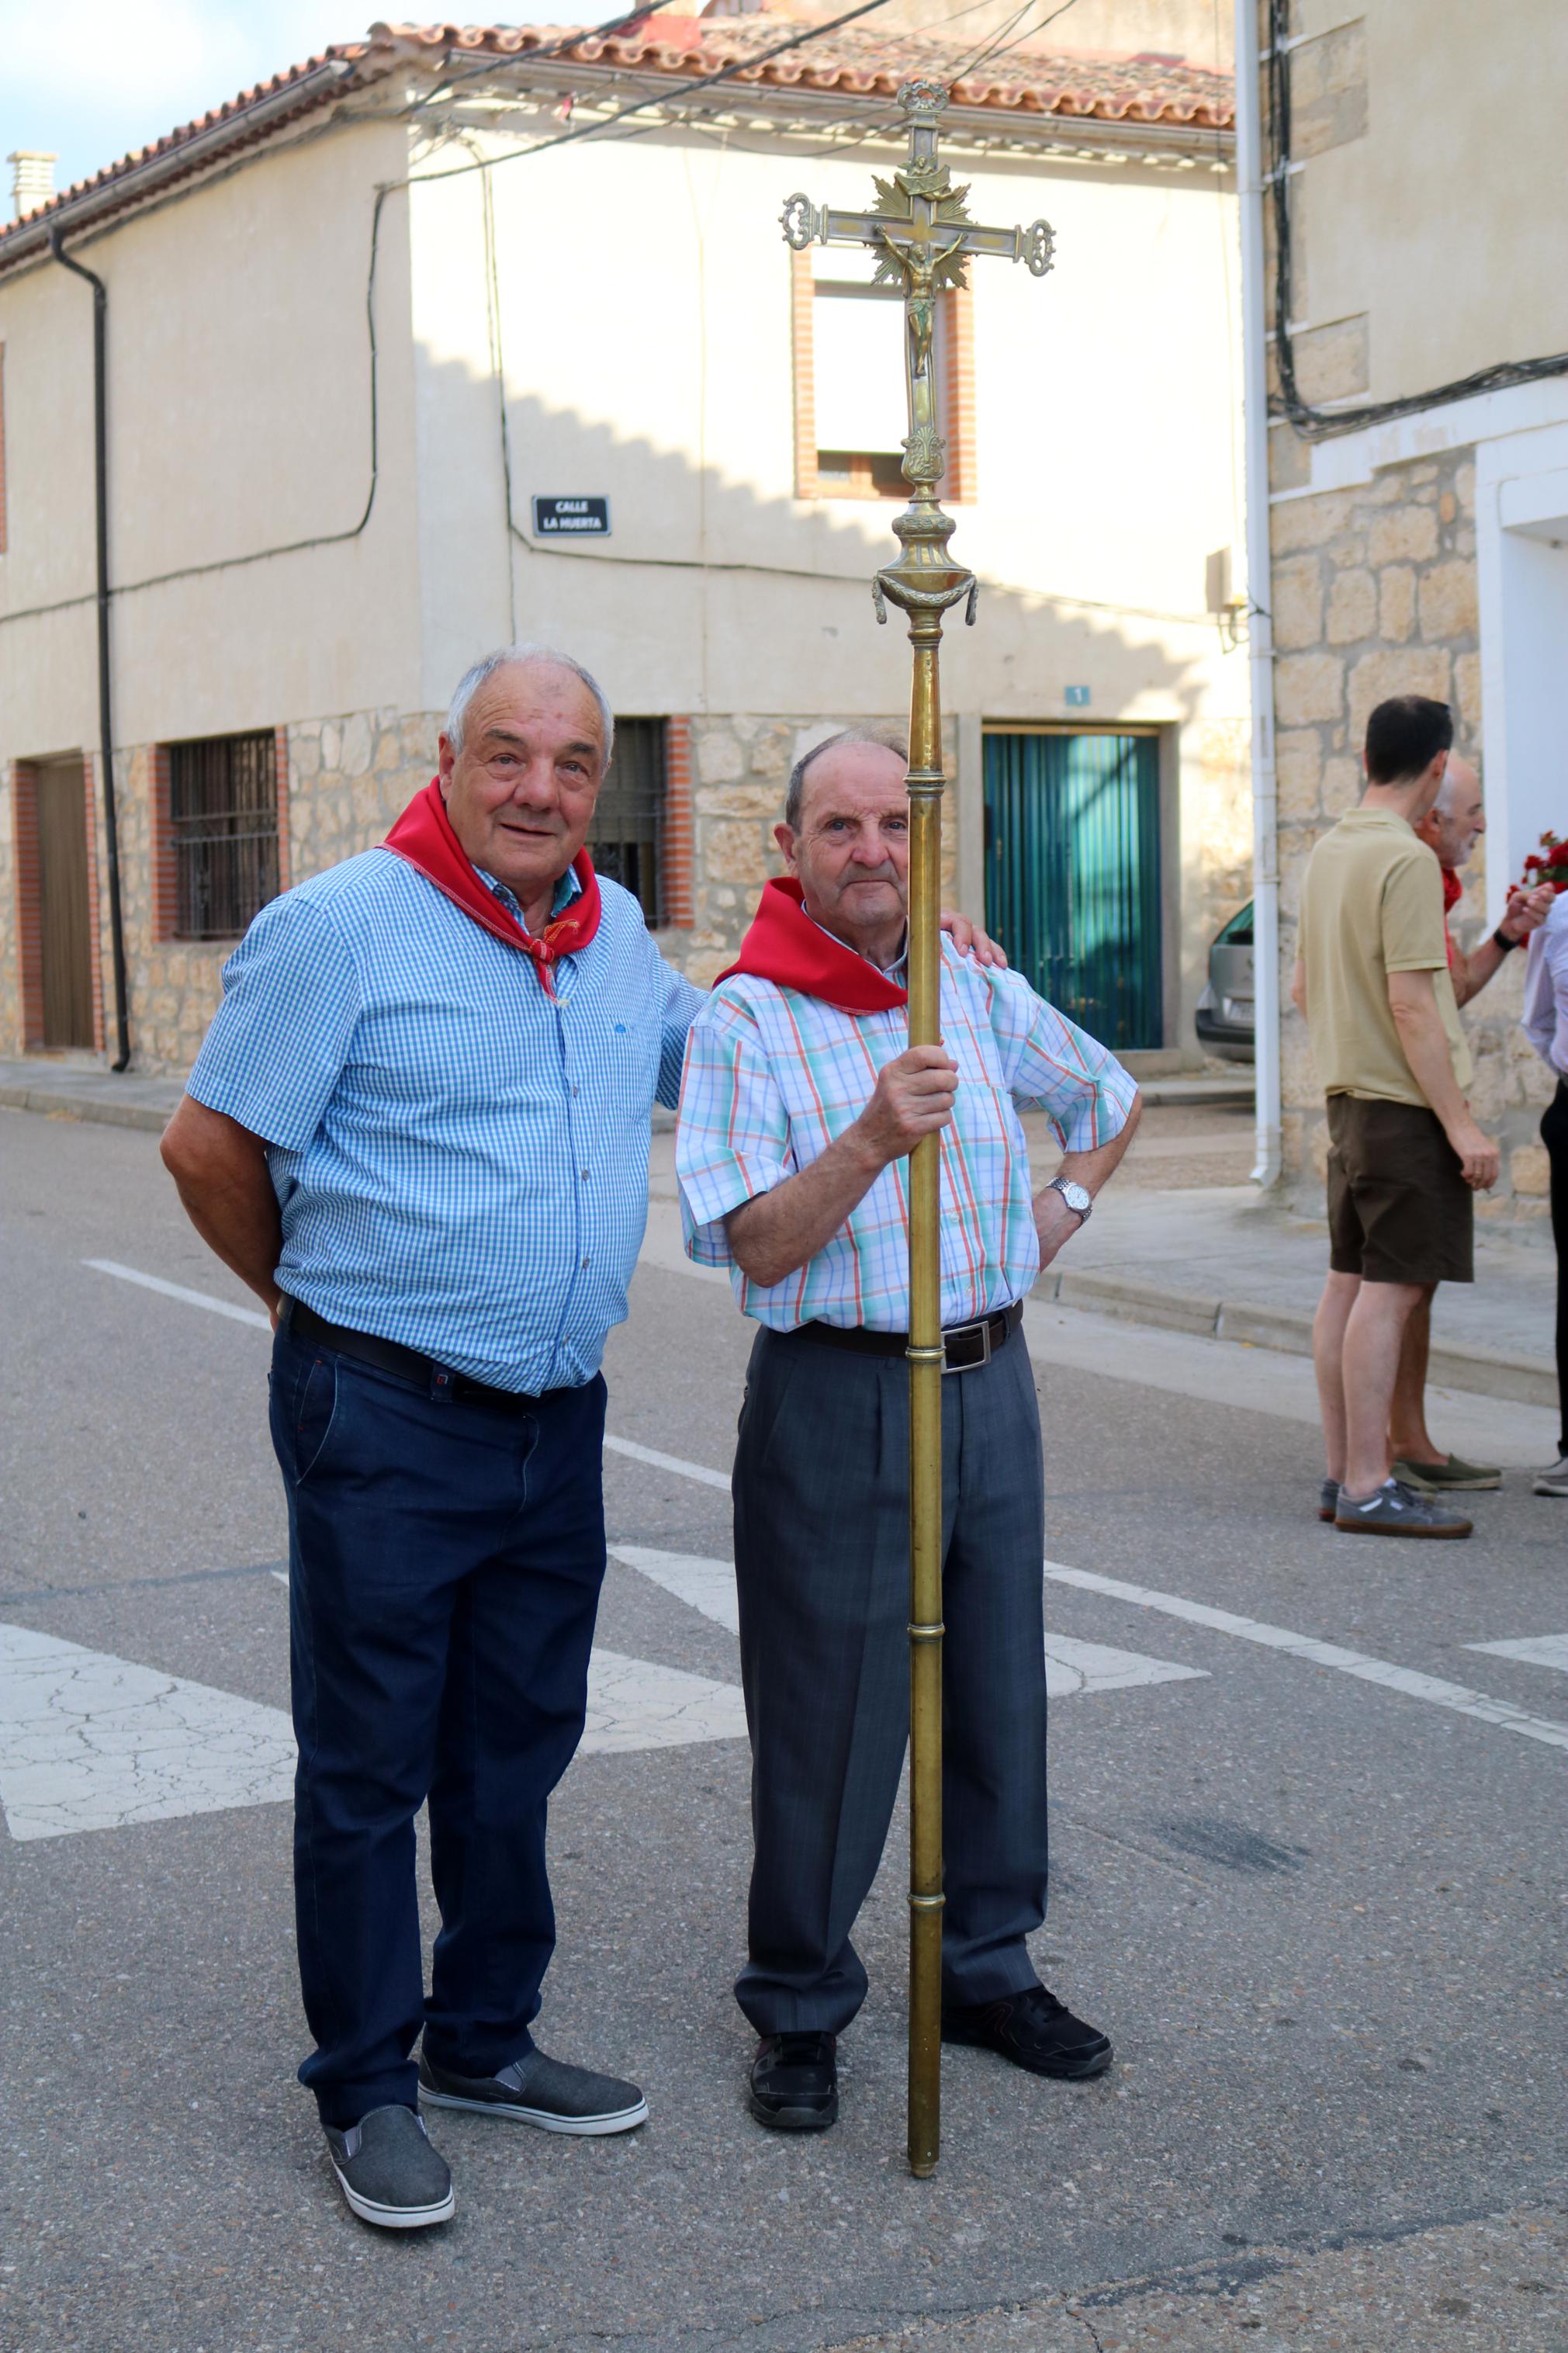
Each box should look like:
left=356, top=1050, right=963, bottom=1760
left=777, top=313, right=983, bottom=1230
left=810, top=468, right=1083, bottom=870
left=781, top=78, right=1054, bottom=626
left=782, top=192, right=1055, bottom=279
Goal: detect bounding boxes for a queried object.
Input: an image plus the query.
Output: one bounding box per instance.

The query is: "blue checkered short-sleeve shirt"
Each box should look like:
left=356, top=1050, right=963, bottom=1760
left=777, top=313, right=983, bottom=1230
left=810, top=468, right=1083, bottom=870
left=187, top=849, right=702, bottom=1391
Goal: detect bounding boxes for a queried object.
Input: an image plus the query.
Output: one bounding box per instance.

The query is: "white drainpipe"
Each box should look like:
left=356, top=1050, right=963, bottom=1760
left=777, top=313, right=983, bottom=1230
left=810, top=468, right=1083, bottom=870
left=1235, top=0, right=1282, bottom=1188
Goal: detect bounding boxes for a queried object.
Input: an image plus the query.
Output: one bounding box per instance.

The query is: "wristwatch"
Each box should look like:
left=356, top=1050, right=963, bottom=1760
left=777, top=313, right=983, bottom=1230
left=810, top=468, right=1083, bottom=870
left=1048, top=1176, right=1092, bottom=1225
left=1491, top=925, right=1521, bottom=953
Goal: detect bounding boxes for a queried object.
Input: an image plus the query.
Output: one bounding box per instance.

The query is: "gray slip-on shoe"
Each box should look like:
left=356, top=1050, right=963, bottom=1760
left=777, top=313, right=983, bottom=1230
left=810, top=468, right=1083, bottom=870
left=1532, top=1455, right=1568, bottom=1498
left=1391, top=1452, right=1502, bottom=1492
left=1334, top=1477, right=1472, bottom=1539
left=418, top=2046, right=648, bottom=2136
left=1317, top=1477, right=1339, bottom=1523
left=323, top=2104, right=453, bottom=2230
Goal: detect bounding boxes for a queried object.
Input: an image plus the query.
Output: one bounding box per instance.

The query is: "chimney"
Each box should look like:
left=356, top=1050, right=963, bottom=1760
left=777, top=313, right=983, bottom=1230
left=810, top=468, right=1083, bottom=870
left=8, top=151, right=57, bottom=220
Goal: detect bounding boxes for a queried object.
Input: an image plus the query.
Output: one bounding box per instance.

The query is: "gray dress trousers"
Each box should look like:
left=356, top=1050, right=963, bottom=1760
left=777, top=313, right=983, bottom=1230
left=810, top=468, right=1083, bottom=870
left=731, top=1315, right=1049, bottom=2036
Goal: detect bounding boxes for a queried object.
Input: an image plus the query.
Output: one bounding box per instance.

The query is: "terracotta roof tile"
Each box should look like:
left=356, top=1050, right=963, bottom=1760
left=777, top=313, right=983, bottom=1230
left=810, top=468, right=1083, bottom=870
left=1, top=12, right=1230, bottom=257
left=382, top=16, right=1233, bottom=126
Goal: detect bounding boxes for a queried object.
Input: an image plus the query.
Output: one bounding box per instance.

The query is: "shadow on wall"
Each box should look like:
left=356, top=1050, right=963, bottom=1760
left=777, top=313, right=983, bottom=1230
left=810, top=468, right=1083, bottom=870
left=369, top=356, right=1242, bottom=994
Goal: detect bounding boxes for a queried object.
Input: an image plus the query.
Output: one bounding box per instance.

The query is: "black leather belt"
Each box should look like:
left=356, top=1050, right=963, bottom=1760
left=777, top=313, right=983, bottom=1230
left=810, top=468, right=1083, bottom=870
left=793, top=1298, right=1023, bottom=1374
left=286, top=1299, right=541, bottom=1411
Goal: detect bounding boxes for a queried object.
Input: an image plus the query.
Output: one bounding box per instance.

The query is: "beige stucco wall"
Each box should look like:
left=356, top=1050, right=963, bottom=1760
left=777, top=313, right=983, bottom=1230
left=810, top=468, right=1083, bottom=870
left=1, top=88, right=1248, bottom=1072
left=413, top=114, right=1251, bottom=1052
left=0, top=119, right=421, bottom=761
left=1274, top=2, right=1568, bottom=412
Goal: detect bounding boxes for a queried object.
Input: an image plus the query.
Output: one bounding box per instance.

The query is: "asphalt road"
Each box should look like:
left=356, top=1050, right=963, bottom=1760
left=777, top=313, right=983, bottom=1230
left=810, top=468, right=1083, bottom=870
left=1, top=1107, right=1565, bottom=2353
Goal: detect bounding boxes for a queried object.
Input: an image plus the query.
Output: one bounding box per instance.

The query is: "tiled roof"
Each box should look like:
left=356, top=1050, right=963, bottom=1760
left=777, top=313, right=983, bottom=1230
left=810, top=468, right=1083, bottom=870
left=378, top=16, right=1234, bottom=129
left=0, top=12, right=1231, bottom=258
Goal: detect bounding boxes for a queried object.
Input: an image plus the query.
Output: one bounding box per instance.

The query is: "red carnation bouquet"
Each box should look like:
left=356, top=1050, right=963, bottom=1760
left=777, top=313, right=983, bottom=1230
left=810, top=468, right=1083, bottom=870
left=1521, top=830, right=1568, bottom=893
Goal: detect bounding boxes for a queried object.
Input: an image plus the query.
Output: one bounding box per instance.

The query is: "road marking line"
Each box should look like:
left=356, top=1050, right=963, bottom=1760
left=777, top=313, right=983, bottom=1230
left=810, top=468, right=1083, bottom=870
left=0, top=1621, right=296, bottom=1842
left=609, top=1547, right=1206, bottom=1699
left=1040, top=1630, right=1207, bottom=1700
left=1465, top=1632, right=1568, bottom=1675
left=2, top=1611, right=747, bottom=1840
left=604, top=1434, right=731, bottom=1492
left=583, top=1648, right=746, bottom=1753
left=84, top=1259, right=271, bottom=1329
left=1042, top=1561, right=1568, bottom=1752
left=609, top=1545, right=739, bottom=1633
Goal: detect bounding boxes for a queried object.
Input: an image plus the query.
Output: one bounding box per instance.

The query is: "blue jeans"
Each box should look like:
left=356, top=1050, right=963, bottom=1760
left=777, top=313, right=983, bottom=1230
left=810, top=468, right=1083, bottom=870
left=269, top=1314, right=607, bottom=2128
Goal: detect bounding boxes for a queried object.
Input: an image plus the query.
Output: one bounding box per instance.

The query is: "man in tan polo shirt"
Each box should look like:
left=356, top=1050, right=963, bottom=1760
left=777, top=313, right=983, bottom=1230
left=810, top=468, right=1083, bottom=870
left=1293, top=695, right=1498, bottom=1538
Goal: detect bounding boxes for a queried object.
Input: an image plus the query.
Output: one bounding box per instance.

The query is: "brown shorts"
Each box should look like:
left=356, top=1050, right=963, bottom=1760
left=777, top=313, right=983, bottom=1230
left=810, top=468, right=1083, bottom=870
left=1326, top=1095, right=1473, bottom=1286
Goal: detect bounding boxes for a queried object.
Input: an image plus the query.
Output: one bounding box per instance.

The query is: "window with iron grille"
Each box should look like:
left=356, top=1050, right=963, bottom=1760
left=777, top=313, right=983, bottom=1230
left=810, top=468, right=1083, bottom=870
left=589, top=719, right=666, bottom=927
left=169, top=731, right=281, bottom=939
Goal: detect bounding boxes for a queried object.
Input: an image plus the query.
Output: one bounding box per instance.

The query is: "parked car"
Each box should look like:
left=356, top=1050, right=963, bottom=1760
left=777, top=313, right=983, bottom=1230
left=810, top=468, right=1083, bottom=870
left=1195, top=900, right=1255, bottom=1062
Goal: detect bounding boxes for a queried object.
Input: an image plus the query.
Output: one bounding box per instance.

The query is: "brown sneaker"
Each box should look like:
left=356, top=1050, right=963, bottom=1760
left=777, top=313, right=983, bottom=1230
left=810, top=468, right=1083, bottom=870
left=1334, top=1478, right=1472, bottom=1538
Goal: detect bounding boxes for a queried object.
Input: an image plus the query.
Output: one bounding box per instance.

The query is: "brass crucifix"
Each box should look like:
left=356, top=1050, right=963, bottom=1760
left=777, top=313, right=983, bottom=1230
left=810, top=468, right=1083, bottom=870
left=781, top=81, right=1054, bottom=2184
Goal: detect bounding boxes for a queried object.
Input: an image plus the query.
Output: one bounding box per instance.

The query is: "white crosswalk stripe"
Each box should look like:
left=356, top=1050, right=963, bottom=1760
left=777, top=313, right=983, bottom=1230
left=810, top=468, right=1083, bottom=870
left=0, top=1622, right=295, bottom=1842
left=608, top=1546, right=1206, bottom=1698
left=1464, top=1633, right=1568, bottom=1676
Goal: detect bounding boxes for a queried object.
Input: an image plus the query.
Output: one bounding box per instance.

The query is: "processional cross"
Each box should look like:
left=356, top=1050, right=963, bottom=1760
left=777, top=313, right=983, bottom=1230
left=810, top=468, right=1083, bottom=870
left=781, top=81, right=1054, bottom=2182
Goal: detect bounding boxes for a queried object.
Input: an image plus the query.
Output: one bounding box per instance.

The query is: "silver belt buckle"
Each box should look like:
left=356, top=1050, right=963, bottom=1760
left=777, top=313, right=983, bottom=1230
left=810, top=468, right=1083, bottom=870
left=941, top=1315, right=992, bottom=1375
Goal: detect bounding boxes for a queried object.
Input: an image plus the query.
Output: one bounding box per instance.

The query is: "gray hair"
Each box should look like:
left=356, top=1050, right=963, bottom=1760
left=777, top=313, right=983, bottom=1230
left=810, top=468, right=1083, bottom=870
left=445, top=644, right=614, bottom=766
left=784, top=726, right=909, bottom=830
left=1433, top=751, right=1480, bottom=815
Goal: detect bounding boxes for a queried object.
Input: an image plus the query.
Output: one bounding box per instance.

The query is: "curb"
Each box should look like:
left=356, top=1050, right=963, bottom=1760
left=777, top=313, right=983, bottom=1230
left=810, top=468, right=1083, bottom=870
left=0, top=1083, right=174, bottom=1135
left=1035, top=1265, right=1556, bottom=1412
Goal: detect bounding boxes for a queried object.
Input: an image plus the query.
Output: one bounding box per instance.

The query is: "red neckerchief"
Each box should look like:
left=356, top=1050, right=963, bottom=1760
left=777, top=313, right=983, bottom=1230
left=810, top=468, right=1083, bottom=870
left=382, top=778, right=601, bottom=998
left=716, top=877, right=908, bottom=1014
left=1442, top=865, right=1462, bottom=969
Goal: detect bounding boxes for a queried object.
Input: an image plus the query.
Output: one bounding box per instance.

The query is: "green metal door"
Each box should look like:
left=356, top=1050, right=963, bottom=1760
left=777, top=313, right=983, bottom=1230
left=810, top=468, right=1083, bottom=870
left=983, top=729, right=1163, bottom=1052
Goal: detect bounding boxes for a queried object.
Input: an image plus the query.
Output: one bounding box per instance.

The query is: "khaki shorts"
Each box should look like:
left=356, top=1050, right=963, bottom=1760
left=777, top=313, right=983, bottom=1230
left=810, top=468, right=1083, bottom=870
left=1326, top=1094, right=1473, bottom=1287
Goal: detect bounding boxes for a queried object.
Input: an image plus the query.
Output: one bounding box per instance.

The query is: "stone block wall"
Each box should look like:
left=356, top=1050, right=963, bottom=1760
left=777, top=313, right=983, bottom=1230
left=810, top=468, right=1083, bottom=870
left=2, top=705, right=965, bottom=1073
left=1272, top=443, right=1557, bottom=1235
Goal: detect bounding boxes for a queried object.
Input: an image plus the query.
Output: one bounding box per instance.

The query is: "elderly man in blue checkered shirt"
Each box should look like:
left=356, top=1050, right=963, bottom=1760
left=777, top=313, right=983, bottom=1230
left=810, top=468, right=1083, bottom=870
left=161, top=647, right=701, bottom=2230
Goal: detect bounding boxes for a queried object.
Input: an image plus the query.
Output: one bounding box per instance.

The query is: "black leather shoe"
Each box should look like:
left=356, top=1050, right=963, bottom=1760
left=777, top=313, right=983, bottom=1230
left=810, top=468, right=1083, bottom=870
left=748, top=2032, right=838, bottom=2130
left=941, top=1984, right=1112, bottom=2081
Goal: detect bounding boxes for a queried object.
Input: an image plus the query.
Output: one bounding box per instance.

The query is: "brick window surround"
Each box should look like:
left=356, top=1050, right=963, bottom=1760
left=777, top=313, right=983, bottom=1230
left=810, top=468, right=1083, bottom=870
left=151, top=726, right=290, bottom=941
left=12, top=754, right=105, bottom=1052
left=661, top=716, right=695, bottom=929
left=791, top=252, right=976, bottom=504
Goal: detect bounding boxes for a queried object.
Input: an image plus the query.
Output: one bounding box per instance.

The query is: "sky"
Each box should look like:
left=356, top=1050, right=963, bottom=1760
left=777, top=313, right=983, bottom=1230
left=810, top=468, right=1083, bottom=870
left=0, top=1, right=572, bottom=201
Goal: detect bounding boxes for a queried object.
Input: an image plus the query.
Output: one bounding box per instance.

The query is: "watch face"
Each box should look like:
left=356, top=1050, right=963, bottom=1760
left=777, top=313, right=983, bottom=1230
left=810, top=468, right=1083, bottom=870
left=1058, top=1180, right=1091, bottom=1213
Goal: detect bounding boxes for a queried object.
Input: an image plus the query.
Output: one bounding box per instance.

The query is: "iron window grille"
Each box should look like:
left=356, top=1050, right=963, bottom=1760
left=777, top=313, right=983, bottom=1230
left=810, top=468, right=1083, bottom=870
left=169, top=731, right=281, bottom=939
left=589, top=719, right=666, bottom=927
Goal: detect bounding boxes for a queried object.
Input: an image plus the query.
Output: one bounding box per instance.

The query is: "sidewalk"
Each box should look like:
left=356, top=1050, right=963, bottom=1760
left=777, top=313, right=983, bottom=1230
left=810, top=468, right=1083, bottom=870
left=1047, top=1181, right=1556, bottom=1409
left=0, top=1055, right=183, bottom=1133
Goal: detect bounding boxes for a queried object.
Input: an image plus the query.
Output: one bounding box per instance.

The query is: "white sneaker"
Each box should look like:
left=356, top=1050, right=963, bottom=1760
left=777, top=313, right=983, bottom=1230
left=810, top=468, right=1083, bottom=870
left=1532, top=1456, right=1568, bottom=1498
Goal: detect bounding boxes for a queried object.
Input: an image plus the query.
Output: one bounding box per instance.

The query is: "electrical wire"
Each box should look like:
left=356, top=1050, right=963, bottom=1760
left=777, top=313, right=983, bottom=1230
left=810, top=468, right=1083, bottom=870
left=395, top=0, right=895, bottom=189
left=1265, top=0, right=1568, bottom=442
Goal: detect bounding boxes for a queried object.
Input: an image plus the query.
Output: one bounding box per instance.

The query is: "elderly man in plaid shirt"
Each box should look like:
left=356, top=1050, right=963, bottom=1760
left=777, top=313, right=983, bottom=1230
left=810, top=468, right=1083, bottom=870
left=677, top=727, right=1141, bottom=2134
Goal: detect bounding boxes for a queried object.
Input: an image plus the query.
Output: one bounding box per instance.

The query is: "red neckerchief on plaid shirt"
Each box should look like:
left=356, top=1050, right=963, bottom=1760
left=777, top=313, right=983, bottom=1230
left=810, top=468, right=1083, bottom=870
left=717, top=877, right=908, bottom=1014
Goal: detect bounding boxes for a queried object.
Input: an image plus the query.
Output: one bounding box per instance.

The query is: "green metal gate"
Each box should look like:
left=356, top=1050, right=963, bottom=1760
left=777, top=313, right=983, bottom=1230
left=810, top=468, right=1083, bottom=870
left=983, top=729, right=1163, bottom=1052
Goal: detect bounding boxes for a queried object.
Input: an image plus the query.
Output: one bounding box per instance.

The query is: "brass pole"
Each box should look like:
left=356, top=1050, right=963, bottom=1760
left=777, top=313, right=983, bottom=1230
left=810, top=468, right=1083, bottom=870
left=904, top=615, right=947, bottom=2178
left=779, top=74, right=1054, bottom=2179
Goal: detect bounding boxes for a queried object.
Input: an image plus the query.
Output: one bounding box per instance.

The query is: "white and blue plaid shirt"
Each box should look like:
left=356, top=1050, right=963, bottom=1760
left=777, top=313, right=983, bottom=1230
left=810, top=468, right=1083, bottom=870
left=188, top=849, right=702, bottom=1391
left=677, top=939, right=1136, bottom=1332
